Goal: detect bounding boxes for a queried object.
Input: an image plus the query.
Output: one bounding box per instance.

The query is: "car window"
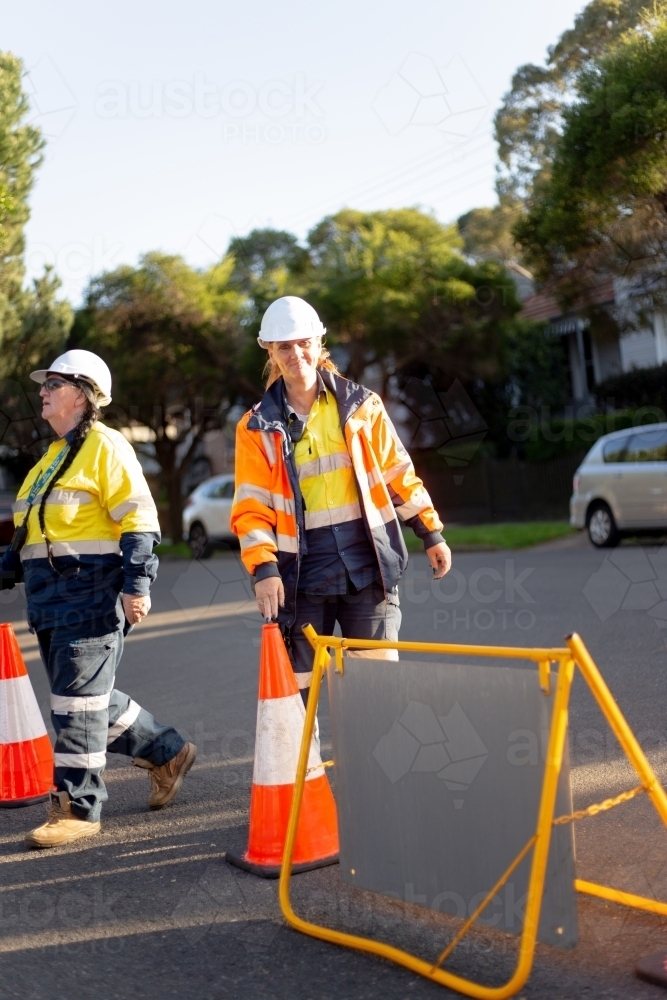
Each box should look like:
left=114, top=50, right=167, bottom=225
left=625, top=428, right=667, bottom=462
left=603, top=436, right=631, bottom=463
left=207, top=480, right=234, bottom=498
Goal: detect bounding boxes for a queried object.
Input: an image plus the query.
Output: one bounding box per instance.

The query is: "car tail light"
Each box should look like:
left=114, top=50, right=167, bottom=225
left=573, top=475, right=580, bottom=494
left=183, top=497, right=194, bottom=508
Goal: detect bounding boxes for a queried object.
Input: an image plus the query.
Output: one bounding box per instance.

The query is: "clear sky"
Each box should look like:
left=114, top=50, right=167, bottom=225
left=4, top=0, right=587, bottom=303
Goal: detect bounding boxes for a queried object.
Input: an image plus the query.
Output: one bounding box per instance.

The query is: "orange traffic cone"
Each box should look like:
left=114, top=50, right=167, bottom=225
left=0, top=623, right=53, bottom=807
left=226, top=623, right=339, bottom=877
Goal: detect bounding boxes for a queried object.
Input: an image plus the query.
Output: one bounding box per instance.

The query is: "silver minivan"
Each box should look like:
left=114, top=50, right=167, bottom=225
left=570, top=423, right=667, bottom=546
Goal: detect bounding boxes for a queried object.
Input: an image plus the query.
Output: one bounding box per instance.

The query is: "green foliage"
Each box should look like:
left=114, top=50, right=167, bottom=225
left=72, top=252, right=246, bottom=535
left=596, top=360, right=667, bottom=411
left=508, top=408, right=659, bottom=461
left=505, top=320, right=569, bottom=409
left=514, top=5, right=667, bottom=286
left=457, top=199, right=525, bottom=263
left=403, top=521, right=574, bottom=551
left=494, top=0, right=650, bottom=200
left=0, top=52, right=48, bottom=371
left=3, top=266, right=72, bottom=380
left=301, top=208, right=520, bottom=387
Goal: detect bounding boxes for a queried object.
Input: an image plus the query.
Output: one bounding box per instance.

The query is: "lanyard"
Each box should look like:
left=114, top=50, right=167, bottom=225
left=25, top=445, right=70, bottom=506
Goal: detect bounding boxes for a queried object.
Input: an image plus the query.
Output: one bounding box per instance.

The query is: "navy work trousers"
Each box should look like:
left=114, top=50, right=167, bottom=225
left=288, top=581, right=402, bottom=699
left=37, top=622, right=185, bottom=822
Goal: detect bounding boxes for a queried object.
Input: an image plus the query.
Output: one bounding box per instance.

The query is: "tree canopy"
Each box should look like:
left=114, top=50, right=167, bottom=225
left=72, top=252, right=246, bottom=535
left=515, top=4, right=667, bottom=292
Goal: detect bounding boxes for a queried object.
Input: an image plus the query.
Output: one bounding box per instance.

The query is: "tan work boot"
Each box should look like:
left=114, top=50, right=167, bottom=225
left=25, top=792, right=101, bottom=849
left=134, top=742, right=197, bottom=809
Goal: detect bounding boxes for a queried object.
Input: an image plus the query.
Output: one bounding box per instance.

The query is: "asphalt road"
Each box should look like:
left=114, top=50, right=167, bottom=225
left=2, top=535, right=667, bottom=1000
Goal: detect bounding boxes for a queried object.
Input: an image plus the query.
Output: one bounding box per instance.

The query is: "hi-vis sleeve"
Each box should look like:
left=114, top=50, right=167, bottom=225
left=370, top=398, right=444, bottom=546
left=231, top=415, right=280, bottom=576
left=98, top=429, right=160, bottom=534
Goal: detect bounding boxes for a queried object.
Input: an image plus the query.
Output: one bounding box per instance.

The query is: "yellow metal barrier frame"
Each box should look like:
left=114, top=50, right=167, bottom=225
left=277, top=630, right=667, bottom=999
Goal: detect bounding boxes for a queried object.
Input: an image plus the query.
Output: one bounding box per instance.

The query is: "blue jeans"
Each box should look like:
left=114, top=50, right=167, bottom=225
left=288, top=581, right=402, bottom=700
left=38, top=622, right=185, bottom=823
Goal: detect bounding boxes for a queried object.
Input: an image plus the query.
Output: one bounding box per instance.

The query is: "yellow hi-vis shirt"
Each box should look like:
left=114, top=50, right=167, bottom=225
left=292, top=384, right=378, bottom=593
left=293, top=386, right=362, bottom=528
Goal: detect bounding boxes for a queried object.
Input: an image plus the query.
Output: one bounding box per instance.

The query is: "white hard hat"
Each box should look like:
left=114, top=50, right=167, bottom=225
left=31, top=350, right=112, bottom=406
left=258, top=296, right=326, bottom=345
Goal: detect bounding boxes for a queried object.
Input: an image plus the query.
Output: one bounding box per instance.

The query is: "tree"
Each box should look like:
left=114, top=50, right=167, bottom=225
left=494, top=0, right=649, bottom=201
left=3, top=266, right=72, bottom=379
left=0, top=53, right=44, bottom=358
left=302, top=208, right=520, bottom=391
left=515, top=5, right=667, bottom=294
left=227, top=228, right=307, bottom=393
left=457, top=199, right=525, bottom=263
left=72, top=253, right=246, bottom=538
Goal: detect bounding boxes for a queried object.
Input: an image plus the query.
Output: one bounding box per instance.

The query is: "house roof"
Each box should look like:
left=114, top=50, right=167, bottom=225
left=520, top=277, right=615, bottom=322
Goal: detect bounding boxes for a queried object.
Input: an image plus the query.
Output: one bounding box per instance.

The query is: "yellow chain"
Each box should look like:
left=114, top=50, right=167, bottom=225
left=306, top=759, right=334, bottom=776
left=552, top=784, right=645, bottom=825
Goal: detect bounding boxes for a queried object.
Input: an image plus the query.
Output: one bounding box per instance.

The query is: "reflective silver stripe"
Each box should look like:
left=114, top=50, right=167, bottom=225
left=272, top=493, right=295, bottom=514
left=276, top=532, right=298, bottom=553
left=240, top=528, right=276, bottom=552
left=295, top=671, right=312, bottom=689
left=260, top=431, right=276, bottom=465
left=21, top=540, right=122, bottom=560
left=107, top=699, right=141, bottom=742
left=394, top=489, right=432, bottom=521
left=13, top=490, right=93, bottom=514
left=297, top=452, right=351, bottom=480
left=304, top=501, right=362, bottom=530
left=383, top=459, right=412, bottom=484
left=365, top=499, right=397, bottom=528
left=109, top=495, right=156, bottom=522
left=54, top=751, right=106, bottom=769
left=364, top=466, right=384, bottom=490
left=234, top=485, right=296, bottom=515
left=235, top=483, right=272, bottom=506
left=51, top=692, right=111, bottom=715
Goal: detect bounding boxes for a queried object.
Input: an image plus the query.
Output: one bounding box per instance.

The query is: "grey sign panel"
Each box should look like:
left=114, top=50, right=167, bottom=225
left=327, top=657, right=578, bottom=949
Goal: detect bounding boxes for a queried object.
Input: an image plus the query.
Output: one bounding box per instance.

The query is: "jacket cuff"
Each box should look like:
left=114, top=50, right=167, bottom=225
left=254, top=562, right=281, bottom=582
left=422, top=531, right=445, bottom=550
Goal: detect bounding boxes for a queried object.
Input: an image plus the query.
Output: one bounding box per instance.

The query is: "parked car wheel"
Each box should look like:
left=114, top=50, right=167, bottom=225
left=587, top=503, right=620, bottom=548
left=189, top=522, right=213, bottom=559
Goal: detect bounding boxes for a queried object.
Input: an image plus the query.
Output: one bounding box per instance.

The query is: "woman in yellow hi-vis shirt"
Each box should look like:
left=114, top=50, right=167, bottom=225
left=0, top=350, right=195, bottom=848
left=231, top=296, right=451, bottom=699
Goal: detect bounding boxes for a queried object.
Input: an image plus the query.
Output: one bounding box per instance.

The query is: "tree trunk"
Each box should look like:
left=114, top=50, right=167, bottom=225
left=153, top=437, right=183, bottom=545
left=167, top=471, right=184, bottom=547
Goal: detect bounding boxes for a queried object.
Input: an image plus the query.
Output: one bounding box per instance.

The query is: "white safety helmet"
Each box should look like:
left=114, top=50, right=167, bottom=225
left=30, top=350, right=112, bottom=406
left=257, top=296, right=326, bottom=345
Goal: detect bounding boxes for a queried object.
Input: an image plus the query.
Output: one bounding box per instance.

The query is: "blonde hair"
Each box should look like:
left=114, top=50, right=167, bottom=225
left=261, top=338, right=340, bottom=388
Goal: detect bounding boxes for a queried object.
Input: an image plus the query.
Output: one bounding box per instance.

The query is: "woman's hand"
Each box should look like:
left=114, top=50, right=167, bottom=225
left=255, top=576, right=285, bottom=620
left=122, top=593, right=151, bottom=624
left=426, top=541, right=452, bottom=579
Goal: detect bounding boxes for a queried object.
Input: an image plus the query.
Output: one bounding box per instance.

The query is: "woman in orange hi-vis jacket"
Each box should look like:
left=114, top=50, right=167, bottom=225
left=231, top=296, right=451, bottom=700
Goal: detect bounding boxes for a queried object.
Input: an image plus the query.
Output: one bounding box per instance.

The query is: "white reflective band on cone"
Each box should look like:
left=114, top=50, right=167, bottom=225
left=253, top=694, right=323, bottom=785
left=0, top=675, right=48, bottom=744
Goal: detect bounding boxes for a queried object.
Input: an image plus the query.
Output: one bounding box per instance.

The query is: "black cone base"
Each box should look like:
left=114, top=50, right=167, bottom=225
left=0, top=792, right=50, bottom=808
left=225, top=846, right=339, bottom=879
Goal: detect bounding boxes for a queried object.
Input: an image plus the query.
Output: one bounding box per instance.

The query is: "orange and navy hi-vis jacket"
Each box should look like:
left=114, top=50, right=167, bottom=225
left=231, top=369, right=444, bottom=625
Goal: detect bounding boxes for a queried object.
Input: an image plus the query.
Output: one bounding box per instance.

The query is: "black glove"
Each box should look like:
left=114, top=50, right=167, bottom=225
left=0, top=548, right=23, bottom=590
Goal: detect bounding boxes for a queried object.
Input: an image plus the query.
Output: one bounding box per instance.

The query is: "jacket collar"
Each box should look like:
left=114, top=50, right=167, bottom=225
left=248, top=369, right=372, bottom=433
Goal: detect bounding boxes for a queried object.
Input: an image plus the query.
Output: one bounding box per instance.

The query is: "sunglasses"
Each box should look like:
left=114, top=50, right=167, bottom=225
left=42, top=377, right=74, bottom=392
